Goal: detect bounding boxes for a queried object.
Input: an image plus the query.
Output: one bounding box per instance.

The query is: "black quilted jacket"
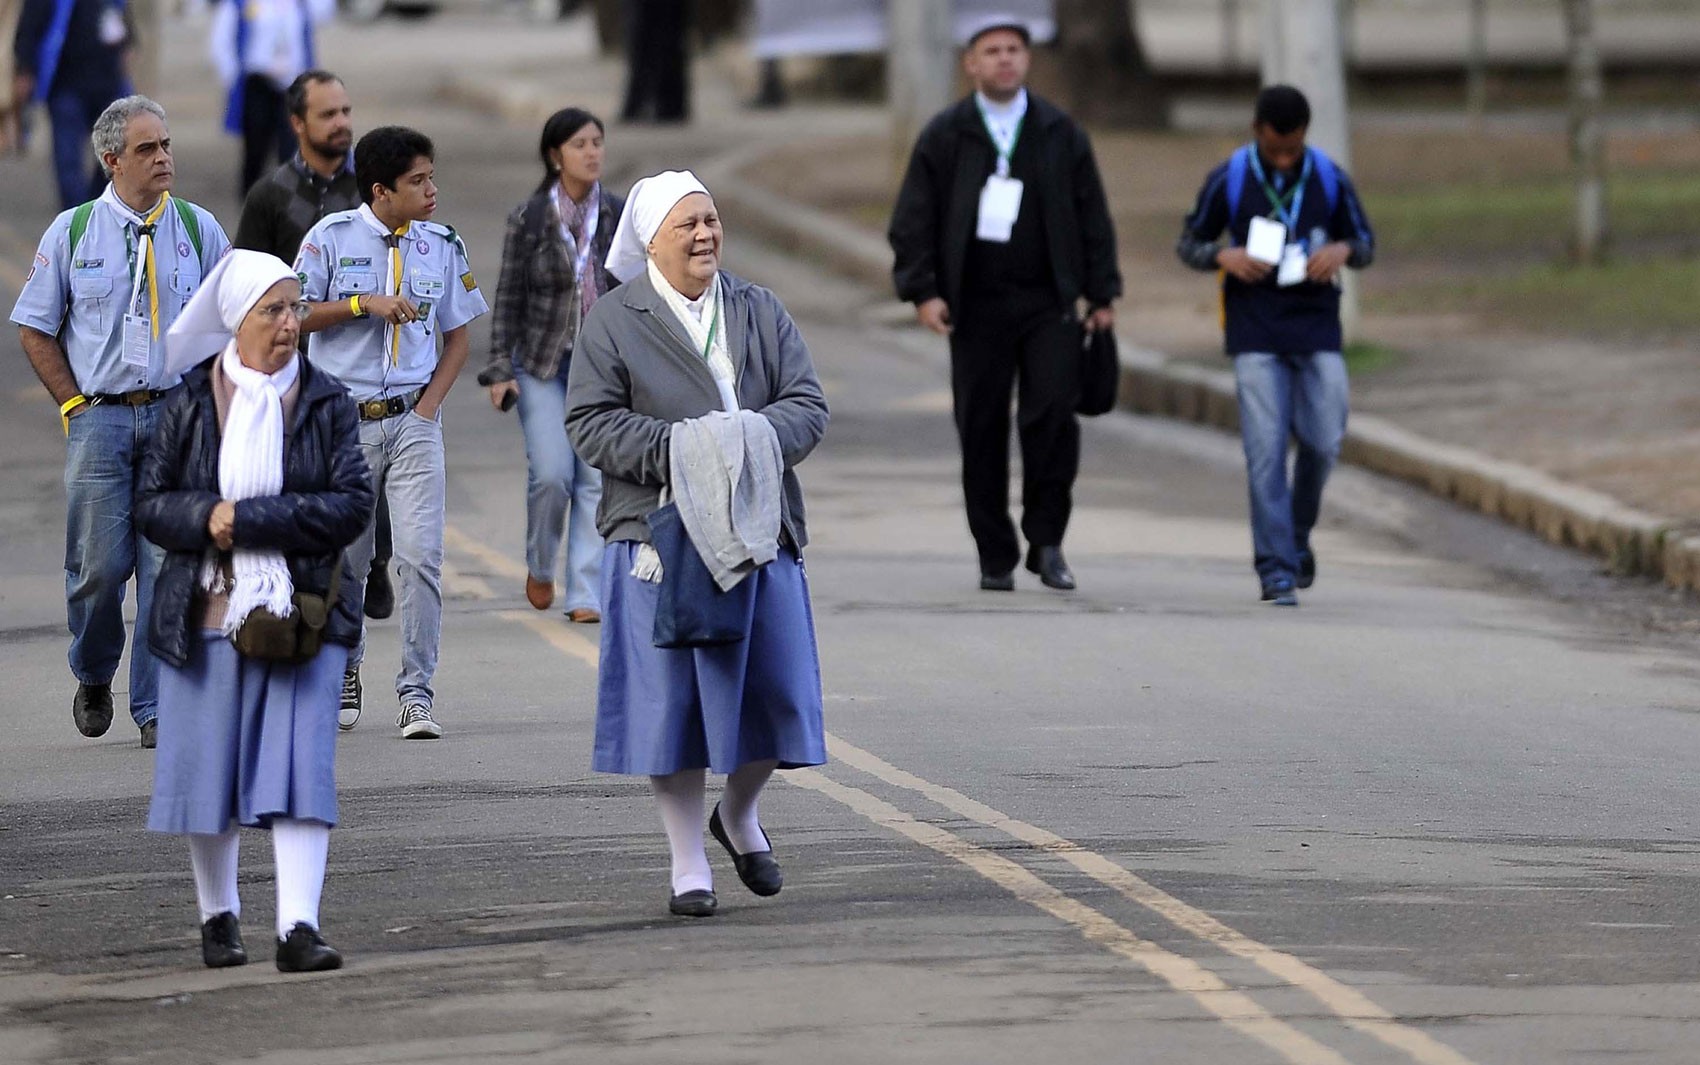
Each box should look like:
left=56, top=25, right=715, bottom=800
left=135, top=357, right=374, bottom=668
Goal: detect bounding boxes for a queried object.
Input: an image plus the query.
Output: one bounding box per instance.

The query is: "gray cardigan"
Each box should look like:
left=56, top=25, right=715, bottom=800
left=565, top=270, right=829, bottom=547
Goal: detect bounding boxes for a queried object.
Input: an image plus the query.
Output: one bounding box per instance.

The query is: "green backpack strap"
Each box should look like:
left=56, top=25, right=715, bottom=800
left=67, top=197, right=203, bottom=259
left=68, top=201, right=97, bottom=259
left=171, top=196, right=203, bottom=258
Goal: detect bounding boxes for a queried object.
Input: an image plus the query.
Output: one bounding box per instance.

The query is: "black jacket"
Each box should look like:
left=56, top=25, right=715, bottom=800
left=888, top=92, right=1122, bottom=313
left=135, top=357, right=375, bottom=668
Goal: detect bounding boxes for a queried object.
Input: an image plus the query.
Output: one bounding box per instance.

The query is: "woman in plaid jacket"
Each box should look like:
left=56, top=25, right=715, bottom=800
left=479, top=108, right=623, bottom=623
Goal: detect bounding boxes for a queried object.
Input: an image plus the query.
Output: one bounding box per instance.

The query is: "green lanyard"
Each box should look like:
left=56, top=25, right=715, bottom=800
left=699, top=294, right=721, bottom=361
left=977, top=102, right=1025, bottom=177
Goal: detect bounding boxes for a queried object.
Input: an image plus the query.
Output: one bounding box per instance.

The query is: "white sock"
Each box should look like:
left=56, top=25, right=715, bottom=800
left=188, top=828, right=241, bottom=923
left=271, top=818, right=330, bottom=940
left=650, top=769, right=713, bottom=895
left=720, top=759, right=778, bottom=854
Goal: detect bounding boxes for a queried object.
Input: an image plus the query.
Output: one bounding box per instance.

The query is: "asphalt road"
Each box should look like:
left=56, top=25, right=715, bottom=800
left=1, top=13, right=1699, bottom=1065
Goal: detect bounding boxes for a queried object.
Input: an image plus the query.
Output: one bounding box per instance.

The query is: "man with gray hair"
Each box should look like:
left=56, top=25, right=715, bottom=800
left=9, top=94, right=230, bottom=748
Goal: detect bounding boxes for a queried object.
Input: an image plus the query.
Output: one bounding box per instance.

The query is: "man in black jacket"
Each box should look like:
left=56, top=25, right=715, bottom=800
left=889, top=17, right=1120, bottom=593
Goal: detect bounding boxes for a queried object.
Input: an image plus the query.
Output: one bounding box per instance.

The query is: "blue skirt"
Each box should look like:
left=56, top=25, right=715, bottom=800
left=594, top=541, right=827, bottom=775
left=147, top=633, right=348, bottom=834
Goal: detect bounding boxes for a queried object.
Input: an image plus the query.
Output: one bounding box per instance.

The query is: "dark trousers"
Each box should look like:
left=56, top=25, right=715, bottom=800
left=949, top=290, right=1081, bottom=574
left=621, top=0, right=689, bottom=122
left=239, top=75, right=291, bottom=196
left=47, top=85, right=111, bottom=209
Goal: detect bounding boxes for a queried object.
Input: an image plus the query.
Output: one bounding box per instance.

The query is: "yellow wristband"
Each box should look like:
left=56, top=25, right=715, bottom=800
left=59, top=393, right=86, bottom=436
left=349, top=295, right=364, bottom=318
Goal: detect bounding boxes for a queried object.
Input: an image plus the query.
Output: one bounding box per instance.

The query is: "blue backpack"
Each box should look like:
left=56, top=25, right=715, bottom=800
left=1225, top=143, right=1341, bottom=225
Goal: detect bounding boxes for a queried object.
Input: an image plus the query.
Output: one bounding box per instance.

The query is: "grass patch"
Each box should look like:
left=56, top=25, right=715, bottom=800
left=1374, top=171, right=1700, bottom=255
left=1378, top=255, right=1700, bottom=335
left=1343, top=340, right=1402, bottom=375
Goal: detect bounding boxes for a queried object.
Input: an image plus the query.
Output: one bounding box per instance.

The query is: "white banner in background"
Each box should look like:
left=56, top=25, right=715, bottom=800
left=752, top=0, right=1056, bottom=59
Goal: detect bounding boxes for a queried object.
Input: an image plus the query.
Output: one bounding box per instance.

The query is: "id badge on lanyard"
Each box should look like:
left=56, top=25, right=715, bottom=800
left=976, top=104, right=1025, bottom=244
left=122, top=228, right=150, bottom=368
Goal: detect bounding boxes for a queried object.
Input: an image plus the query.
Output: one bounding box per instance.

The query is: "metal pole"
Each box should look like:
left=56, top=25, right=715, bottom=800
left=129, top=0, right=162, bottom=97
left=888, top=1, right=955, bottom=168
left=1262, top=0, right=1357, bottom=335
left=1562, top=0, right=1607, bottom=263
left=1222, top=0, right=1240, bottom=72
left=1466, top=0, right=1489, bottom=128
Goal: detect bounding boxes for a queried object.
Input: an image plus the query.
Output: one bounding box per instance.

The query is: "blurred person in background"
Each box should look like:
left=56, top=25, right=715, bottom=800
left=621, top=0, right=688, bottom=124
left=479, top=107, right=621, bottom=625
left=11, top=0, right=132, bottom=208
left=210, top=0, right=335, bottom=197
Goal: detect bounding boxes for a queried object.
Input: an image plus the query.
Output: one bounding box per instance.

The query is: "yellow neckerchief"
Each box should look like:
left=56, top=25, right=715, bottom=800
left=116, top=192, right=172, bottom=339
left=384, top=222, right=408, bottom=365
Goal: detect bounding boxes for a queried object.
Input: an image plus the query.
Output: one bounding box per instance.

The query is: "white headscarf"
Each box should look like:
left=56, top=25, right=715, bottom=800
left=166, top=250, right=303, bottom=633
left=604, top=169, right=710, bottom=283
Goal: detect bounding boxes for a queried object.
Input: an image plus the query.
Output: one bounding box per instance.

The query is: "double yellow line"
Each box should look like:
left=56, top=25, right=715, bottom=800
left=442, top=524, right=1477, bottom=1065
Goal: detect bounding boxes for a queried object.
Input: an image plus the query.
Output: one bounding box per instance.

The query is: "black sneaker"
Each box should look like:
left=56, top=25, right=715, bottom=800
left=338, top=669, right=361, bottom=732
left=364, top=560, right=395, bottom=620
left=72, top=682, right=114, bottom=738
left=139, top=720, right=157, bottom=749
left=1260, top=577, right=1299, bottom=607
left=1297, top=550, right=1317, bottom=590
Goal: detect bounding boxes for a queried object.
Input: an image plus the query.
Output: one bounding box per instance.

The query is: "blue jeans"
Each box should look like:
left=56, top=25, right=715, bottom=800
left=64, top=402, right=165, bottom=726
left=1232, top=351, right=1349, bottom=584
left=346, top=410, right=445, bottom=708
left=516, top=369, right=603, bottom=613
left=47, top=86, right=109, bottom=210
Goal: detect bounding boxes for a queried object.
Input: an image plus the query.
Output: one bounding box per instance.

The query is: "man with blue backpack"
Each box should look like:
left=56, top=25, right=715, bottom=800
left=1177, top=85, right=1375, bottom=607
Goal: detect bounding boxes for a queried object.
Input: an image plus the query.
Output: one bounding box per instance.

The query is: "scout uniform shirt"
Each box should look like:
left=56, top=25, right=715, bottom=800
left=9, top=185, right=232, bottom=394
left=295, top=204, right=489, bottom=400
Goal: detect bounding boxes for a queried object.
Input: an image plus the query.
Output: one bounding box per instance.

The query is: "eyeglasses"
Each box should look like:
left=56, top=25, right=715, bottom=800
left=252, top=300, right=312, bottom=324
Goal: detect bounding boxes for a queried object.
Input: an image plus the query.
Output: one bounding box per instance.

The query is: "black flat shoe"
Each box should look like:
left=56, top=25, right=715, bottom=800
left=364, top=561, right=395, bottom=620
left=275, top=922, right=342, bottom=972
left=200, top=912, right=247, bottom=969
left=1025, top=545, right=1076, bottom=591
left=668, top=889, right=718, bottom=917
left=979, top=569, right=1015, bottom=592
left=72, top=682, right=113, bottom=738
left=709, top=804, right=783, bottom=897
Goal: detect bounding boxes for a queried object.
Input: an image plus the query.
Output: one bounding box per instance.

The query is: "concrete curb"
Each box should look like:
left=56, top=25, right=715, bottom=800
left=705, top=149, right=1698, bottom=592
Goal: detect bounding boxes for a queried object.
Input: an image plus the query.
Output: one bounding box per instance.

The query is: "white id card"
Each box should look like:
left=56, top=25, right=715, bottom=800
left=1245, top=216, right=1287, bottom=265
left=122, top=314, right=151, bottom=367
left=1276, top=244, right=1309, bottom=287
left=976, top=175, right=1024, bottom=243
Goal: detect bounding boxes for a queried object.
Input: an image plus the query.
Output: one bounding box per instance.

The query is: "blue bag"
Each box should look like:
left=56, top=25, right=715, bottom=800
left=646, top=502, right=757, bottom=649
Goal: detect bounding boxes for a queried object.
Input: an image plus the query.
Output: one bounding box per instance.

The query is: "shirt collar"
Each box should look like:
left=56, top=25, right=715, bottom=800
left=974, top=88, right=1028, bottom=126
left=357, top=203, right=411, bottom=241
left=100, top=183, right=167, bottom=228
left=290, top=151, right=353, bottom=185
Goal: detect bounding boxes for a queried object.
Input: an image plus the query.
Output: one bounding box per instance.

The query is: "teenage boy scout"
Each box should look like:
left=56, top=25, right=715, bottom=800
left=10, top=94, right=230, bottom=749
left=296, top=125, right=487, bottom=739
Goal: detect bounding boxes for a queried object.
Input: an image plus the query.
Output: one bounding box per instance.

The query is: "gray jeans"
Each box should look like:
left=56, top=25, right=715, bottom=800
left=347, top=410, right=445, bottom=708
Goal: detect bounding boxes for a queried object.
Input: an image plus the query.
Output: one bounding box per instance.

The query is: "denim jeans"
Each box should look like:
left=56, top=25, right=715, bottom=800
left=346, top=410, right=445, bottom=708
left=1232, top=351, right=1349, bottom=584
left=516, top=369, right=603, bottom=613
left=64, top=402, right=165, bottom=725
left=47, top=87, right=108, bottom=210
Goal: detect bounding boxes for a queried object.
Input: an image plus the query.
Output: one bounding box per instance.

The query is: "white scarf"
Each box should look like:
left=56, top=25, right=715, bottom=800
left=203, top=341, right=300, bottom=632
left=646, top=257, right=737, bottom=412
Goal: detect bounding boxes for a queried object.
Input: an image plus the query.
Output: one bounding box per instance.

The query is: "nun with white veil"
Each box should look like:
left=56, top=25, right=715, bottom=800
left=135, top=249, right=373, bottom=972
left=567, top=171, right=830, bottom=918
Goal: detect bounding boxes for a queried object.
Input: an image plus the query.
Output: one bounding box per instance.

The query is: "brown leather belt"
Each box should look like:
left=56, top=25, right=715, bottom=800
left=88, top=389, right=168, bottom=407
left=357, top=389, right=425, bottom=421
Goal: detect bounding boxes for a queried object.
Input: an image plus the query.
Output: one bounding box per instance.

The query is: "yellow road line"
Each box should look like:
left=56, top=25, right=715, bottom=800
left=788, top=766, right=1355, bottom=1065
left=444, top=523, right=528, bottom=581
left=440, top=532, right=1474, bottom=1065
left=824, top=736, right=1480, bottom=1065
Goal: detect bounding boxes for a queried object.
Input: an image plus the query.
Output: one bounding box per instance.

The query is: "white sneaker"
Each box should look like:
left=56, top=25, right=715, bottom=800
left=338, top=670, right=361, bottom=732
left=397, top=702, right=442, bottom=739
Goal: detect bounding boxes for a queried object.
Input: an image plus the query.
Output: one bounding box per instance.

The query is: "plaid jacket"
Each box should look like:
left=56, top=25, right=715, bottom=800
left=479, top=185, right=622, bottom=385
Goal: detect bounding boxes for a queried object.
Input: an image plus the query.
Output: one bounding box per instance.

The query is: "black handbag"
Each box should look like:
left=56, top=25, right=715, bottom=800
left=1076, top=324, right=1120, bottom=417
left=646, top=503, right=757, bottom=649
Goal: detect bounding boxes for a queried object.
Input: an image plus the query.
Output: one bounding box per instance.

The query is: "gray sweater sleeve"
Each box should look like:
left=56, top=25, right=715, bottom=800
left=565, top=304, right=673, bottom=486
left=752, top=289, right=829, bottom=471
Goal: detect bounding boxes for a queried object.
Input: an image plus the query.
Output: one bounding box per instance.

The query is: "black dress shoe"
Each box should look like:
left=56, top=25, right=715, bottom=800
left=1025, top=546, right=1076, bottom=591
left=709, top=804, right=783, bottom=897
left=668, top=889, right=718, bottom=917
left=139, top=720, right=157, bottom=749
left=364, top=560, right=395, bottom=620
left=200, top=912, right=247, bottom=968
left=72, top=682, right=113, bottom=738
left=1297, top=550, right=1317, bottom=590
left=275, top=922, right=342, bottom=972
left=979, top=570, right=1015, bottom=592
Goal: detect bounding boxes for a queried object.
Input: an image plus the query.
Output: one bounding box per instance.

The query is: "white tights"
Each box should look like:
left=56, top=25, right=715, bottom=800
left=649, top=759, right=779, bottom=894
left=186, top=819, right=330, bottom=939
